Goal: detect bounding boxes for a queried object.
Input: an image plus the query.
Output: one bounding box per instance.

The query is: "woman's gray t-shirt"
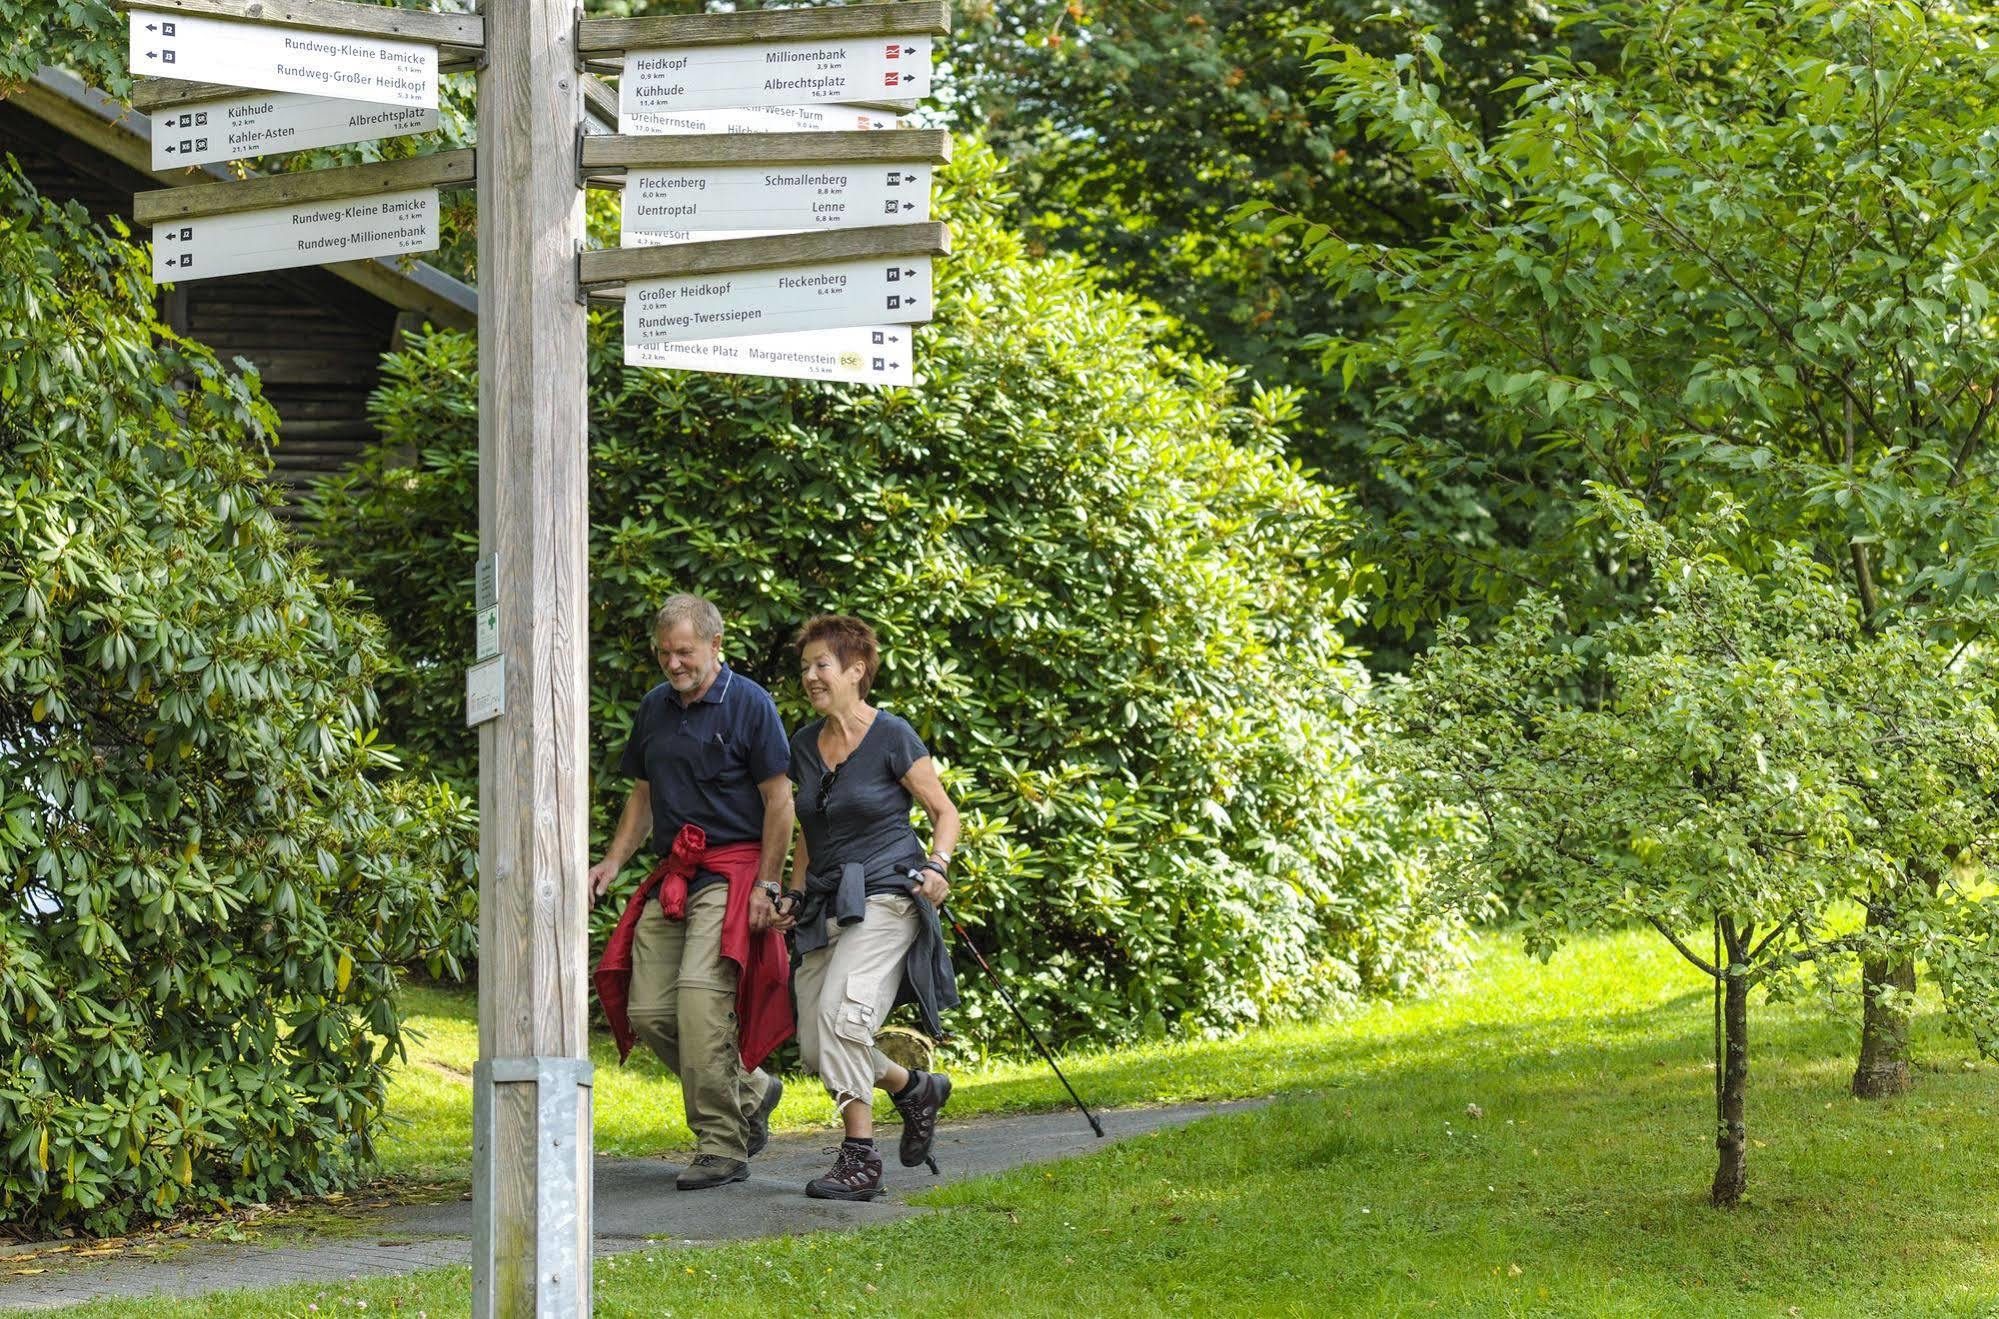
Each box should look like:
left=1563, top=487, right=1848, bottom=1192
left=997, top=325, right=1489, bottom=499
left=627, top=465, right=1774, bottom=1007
left=789, top=711, right=930, bottom=877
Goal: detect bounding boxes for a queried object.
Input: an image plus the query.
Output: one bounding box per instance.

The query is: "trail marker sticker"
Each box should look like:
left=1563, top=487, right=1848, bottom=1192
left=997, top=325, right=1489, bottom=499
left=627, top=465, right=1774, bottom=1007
left=151, top=187, right=438, bottom=282
left=128, top=9, right=438, bottom=108
left=151, top=90, right=437, bottom=169
left=622, top=35, right=932, bottom=116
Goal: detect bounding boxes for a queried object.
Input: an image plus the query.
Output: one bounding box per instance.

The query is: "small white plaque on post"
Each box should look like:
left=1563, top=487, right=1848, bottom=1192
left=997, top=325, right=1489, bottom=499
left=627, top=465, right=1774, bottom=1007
left=128, top=10, right=438, bottom=109
left=152, top=91, right=437, bottom=170
left=474, top=554, right=500, bottom=611
left=475, top=605, right=500, bottom=661
left=152, top=187, right=438, bottom=283
left=624, top=255, right=932, bottom=346
left=622, top=35, right=932, bottom=116
left=466, top=657, right=505, bottom=727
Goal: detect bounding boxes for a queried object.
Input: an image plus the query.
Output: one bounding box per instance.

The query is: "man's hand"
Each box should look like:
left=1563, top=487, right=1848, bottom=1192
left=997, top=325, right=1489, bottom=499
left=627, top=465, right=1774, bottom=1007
left=770, top=893, right=798, bottom=933
left=748, top=888, right=780, bottom=933
left=588, top=858, right=622, bottom=902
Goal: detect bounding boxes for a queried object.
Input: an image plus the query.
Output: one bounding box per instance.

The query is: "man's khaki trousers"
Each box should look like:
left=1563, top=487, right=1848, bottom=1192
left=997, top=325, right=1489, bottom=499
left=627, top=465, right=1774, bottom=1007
left=626, top=884, right=774, bottom=1160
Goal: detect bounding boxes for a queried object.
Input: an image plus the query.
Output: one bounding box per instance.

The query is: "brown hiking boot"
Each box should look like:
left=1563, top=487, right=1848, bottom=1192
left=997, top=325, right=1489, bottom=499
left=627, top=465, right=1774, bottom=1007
left=892, top=1070, right=952, bottom=1169
left=676, top=1154, right=749, bottom=1191
left=745, top=1075, right=783, bottom=1159
left=805, top=1141, right=885, bottom=1201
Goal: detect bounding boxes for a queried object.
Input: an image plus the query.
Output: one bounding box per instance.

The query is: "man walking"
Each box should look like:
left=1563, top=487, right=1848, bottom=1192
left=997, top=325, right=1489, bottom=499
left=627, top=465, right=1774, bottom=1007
left=590, top=594, right=794, bottom=1190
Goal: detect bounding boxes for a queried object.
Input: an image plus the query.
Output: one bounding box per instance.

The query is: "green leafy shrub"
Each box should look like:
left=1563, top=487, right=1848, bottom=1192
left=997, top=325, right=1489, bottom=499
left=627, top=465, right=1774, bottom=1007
left=305, top=140, right=1459, bottom=1050
left=0, top=167, right=469, bottom=1233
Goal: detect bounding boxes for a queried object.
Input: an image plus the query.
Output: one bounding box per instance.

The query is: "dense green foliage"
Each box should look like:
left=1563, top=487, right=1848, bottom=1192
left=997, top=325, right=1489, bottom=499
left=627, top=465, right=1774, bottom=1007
left=0, top=168, right=469, bottom=1233
left=306, top=141, right=1457, bottom=1050
left=952, top=1, right=1603, bottom=658
left=1279, top=0, right=1999, bottom=642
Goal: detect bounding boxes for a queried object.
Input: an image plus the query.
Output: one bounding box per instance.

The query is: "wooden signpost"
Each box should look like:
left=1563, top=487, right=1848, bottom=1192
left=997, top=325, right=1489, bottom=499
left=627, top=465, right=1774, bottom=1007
left=120, top=1, right=951, bottom=1313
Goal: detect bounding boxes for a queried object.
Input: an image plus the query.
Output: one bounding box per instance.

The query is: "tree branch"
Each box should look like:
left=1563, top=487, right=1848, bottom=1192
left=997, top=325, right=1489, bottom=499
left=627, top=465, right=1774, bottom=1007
left=1649, top=916, right=1720, bottom=978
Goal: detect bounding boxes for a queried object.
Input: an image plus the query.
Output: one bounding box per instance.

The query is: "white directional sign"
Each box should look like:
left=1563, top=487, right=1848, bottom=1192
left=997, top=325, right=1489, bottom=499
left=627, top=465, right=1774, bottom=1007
left=151, top=90, right=436, bottom=169
left=623, top=255, right=933, bottom=346
left=128, top=10, right=437, bottom=108
left=623, top=103, right=900, bottom=136
left=621, top=161, right=932, bottom=245
left=151, top=187, right=438, bottom=282
left=623, top=35, right=932, bottom=116
left=627, top=324, right=915, bottom=386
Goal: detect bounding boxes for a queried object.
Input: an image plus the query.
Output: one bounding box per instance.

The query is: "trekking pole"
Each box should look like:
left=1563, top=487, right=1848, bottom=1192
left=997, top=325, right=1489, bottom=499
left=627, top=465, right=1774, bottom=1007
left=941, top=903, right=1105, bottom=1139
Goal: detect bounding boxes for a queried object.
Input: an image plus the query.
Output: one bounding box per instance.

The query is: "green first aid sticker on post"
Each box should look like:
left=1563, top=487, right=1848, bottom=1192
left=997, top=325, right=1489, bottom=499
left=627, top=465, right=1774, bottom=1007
left=476, top=605, right=499, bottom=661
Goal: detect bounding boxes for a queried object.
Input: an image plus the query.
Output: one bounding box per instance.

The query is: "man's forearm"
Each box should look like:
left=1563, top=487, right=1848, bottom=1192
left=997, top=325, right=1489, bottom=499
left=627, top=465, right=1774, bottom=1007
left=605, top=789, right=652, bottom=868
left=757, top=793, right=795, bottom=888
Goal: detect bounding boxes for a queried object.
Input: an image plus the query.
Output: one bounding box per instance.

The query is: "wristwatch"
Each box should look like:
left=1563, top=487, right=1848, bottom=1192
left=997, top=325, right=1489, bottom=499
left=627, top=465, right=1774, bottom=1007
left=758, top=881, right=783, bottom=901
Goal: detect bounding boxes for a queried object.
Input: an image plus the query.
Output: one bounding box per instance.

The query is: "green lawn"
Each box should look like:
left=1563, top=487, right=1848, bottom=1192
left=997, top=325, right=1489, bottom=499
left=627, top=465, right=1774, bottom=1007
left=48, top=929, right=1999, bottom=1317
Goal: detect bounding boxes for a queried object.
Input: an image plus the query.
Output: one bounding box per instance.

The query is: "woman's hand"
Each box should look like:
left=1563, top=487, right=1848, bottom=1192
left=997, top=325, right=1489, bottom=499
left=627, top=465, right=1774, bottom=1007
left=916, top=869, right=950, bottom=908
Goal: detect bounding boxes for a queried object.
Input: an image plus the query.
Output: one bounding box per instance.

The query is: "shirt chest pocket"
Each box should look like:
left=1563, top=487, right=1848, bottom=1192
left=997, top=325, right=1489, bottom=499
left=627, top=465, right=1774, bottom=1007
left=658, top=728, right=738, bottom=783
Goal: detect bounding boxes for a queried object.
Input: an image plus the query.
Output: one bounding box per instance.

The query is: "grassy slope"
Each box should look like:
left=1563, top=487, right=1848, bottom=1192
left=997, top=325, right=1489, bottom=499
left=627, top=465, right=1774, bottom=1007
left=50, top=930, right=1999, bottom=1317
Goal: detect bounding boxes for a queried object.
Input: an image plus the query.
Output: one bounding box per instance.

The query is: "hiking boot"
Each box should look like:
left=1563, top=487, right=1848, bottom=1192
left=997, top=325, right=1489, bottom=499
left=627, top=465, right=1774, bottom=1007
left=746, top=1075, right=783, bottom=1159
left=675, top=1154, right=749, bottom=1191
left=892, top=1069, right=952, bottom=1169
left=804, top=1141, right=884, bottom=1201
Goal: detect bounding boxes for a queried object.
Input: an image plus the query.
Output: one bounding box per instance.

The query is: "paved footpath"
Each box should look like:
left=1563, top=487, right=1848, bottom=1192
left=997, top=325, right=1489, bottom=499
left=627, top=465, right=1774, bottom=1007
left=0, top=1101, right=1252, bottom=1313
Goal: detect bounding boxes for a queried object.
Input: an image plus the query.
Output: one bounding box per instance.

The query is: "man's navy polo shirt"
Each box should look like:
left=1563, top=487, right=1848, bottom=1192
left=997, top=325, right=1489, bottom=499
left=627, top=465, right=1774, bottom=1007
left=618, top=665, right=790, bottom=885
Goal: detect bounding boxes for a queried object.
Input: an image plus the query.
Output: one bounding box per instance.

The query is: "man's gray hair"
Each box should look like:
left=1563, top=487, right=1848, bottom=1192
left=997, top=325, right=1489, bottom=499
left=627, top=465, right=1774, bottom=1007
left=653, top=593, right=723, bottom=640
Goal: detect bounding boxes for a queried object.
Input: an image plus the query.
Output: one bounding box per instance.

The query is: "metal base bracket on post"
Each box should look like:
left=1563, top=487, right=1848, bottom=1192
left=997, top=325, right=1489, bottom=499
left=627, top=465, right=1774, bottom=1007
left=473, top=1057, right=595, bottom=1316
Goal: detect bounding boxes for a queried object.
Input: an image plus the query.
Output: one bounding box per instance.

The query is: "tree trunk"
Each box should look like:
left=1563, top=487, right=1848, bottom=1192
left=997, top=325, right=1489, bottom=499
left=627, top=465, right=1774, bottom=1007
left=1852, top=867, right=1933, bottom=1100
left=1711, top=966, right=1749, bottom=1207
left=1852, top=914, right=1915, bottom=1099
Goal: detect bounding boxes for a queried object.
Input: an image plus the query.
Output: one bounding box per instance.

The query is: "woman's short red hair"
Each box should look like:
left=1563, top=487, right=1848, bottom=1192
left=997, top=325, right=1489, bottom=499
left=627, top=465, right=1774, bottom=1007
left=795, top=614, right=881, bottom=698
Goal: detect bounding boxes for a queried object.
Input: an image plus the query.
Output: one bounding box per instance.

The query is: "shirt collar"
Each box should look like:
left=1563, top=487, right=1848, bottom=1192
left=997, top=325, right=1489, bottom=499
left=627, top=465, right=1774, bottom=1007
left=695, top=663, right=734, bottom=706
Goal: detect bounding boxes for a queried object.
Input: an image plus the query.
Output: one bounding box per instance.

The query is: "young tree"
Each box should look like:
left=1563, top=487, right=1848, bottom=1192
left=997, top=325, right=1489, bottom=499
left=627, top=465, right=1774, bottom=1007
left=1267, top=0, right=1999, bottom=1092
left=1389, top=493, right=1999, bottom=1205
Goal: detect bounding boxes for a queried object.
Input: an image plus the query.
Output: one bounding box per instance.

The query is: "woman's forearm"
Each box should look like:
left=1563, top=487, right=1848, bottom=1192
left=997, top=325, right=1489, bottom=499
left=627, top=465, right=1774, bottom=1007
left=790, top=828, right=811, bottom=890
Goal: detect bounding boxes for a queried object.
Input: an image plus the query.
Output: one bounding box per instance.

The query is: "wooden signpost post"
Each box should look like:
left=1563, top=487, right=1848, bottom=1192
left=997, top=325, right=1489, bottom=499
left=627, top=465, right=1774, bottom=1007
left=122, top=1, right=951, bottom=1312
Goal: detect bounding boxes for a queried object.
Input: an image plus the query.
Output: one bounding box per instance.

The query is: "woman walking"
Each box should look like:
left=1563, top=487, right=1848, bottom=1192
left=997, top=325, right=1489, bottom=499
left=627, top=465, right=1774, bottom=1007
left=776, top=614, right=960, bottom=1201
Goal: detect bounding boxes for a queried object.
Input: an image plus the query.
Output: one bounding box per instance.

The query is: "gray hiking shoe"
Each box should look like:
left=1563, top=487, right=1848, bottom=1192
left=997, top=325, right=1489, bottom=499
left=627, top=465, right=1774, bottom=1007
left=746, top=1075, right=784, bottom=1159
left=892, top=1069, right=952, bottom=1169
left=805, top=1141, right=885, bottom=1202
left=675, top=1154, right=749, bottom=1191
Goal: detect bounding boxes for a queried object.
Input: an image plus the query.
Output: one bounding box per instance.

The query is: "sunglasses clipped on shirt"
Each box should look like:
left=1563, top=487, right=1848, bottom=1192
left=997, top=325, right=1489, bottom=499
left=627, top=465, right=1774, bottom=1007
left=815, top=762, right=843, bottom=814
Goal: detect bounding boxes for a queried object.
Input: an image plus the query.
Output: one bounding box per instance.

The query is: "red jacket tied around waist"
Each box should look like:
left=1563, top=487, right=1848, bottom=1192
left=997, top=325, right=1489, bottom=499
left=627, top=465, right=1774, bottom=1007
left=594, top=823, right=794, bottom=1070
